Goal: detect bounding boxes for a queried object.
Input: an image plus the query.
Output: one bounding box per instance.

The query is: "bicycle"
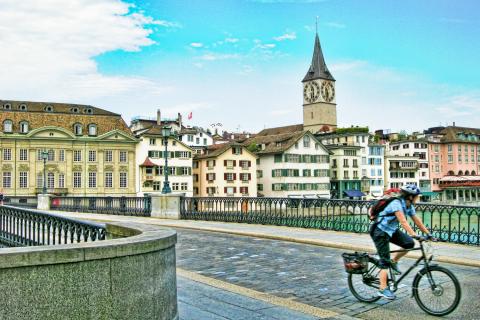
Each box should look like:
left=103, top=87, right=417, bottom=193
left=343, top=237, right=461, bottom=316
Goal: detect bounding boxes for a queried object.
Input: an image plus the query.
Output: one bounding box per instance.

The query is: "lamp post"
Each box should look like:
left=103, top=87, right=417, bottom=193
left=161, top=126, right=172, bottom=194
left=41, top=150, right=49, bottom=194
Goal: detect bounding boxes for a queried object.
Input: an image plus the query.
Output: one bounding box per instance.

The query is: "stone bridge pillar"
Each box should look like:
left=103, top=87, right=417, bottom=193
left=151, top=194, right=184, bottom=219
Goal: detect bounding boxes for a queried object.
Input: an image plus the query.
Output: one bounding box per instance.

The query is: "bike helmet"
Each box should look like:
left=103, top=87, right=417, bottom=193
left=400, top=184, right=421, bottom=196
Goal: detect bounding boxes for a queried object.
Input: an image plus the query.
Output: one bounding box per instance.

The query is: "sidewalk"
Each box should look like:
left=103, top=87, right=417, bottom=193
left=49, top=211, right=480, bottom=268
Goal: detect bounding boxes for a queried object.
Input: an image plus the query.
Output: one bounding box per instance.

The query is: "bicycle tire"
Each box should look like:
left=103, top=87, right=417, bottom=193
left=412, top=265, right=461, bottom=316
left=347, top=272, right=381, bottom=303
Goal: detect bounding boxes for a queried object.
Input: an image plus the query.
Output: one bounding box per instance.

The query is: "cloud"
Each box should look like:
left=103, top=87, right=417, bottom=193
left=199, top=53, right=240, bottom=61
left=325, top=21, right=346, bottom=28
left=190, top=42, right=204, bottom=48
left=274, top=32, right=297, bottom=41
left=225, top=38, right=239, bottom=43
left=0, top=0, right=175, bottom=103
left=253, top=39, right=276, bottom=49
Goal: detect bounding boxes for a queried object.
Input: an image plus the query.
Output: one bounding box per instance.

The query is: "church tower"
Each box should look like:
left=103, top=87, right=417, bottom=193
left=302, top=33, right=336, bottom=133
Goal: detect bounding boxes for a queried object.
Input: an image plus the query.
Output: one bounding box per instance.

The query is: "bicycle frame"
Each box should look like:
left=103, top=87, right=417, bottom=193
left=367, top=240, right=434, bottom=292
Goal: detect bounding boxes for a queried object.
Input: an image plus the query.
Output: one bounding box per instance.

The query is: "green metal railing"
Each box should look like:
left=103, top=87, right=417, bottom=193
left=180, top=197, right=480, bottom=245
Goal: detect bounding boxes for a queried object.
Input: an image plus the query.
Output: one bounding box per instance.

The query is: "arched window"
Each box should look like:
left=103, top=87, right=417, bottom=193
left=88, top=124, right=97, bottom=136
left=73, top=123, right=83, bottom=135
left=44, top=105, right=54, bottom=112
left=84, top=108, right=93, bottom=114
left=447, top=170, right=454, bottom=175
left=19, top=121, right=29, bottom=133
left=465, top=170, right=470, bottom=175
left=71, top=107, right=79, bottom=113
left=3, top=119, right=13, bottom=133
left=472, top=170, right=476, bottom=176
left=19, top=104, right=27, bottom=111
left=458, top=170, right=463, bottom=176
left=3, top=103, right=11, bottom=110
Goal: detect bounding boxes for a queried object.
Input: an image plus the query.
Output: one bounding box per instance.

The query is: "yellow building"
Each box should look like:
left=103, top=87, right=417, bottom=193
left=193, top=143, right=257, bottom=197
left=0, top=100, right=137, bottom=196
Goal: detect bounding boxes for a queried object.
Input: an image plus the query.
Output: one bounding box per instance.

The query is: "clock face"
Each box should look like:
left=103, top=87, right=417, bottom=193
left=321, top=81, right=335, bottom=102
left=303, top=81, right=320, bottom=103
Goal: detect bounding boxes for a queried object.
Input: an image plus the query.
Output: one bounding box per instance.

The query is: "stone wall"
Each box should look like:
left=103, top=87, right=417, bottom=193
left=0, top=222, right=178, bottom=320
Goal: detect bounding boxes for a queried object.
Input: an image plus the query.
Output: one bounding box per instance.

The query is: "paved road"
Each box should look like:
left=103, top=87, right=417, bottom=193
left=175, top=228, right=480, bottom=320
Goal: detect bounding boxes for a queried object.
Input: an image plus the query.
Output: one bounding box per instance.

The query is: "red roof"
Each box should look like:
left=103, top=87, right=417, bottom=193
left=140, top=157, right=156, bottom=167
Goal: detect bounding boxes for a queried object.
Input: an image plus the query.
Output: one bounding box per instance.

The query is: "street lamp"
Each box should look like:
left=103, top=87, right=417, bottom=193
left=41, top=150, right=49, bottom=194
left=161, top=126, right=172, bottom=194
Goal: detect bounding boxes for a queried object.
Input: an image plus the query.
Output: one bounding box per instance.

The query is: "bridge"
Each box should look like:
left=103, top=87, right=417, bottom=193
left=1, top=196, right=480, bottom=320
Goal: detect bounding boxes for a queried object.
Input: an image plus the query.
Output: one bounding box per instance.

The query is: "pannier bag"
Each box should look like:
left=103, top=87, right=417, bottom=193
left=342, top=252, right=369, bottom=274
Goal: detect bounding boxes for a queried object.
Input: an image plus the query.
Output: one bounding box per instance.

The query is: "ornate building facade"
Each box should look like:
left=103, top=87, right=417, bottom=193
left=0, top=100, right=137, bottom=196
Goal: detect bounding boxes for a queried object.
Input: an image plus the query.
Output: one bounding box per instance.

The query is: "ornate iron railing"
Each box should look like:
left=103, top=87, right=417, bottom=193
left=2, top=196, right=38, bottom=208
left=180, top=197, right=480, bottom=245
left=0, top=205, right=106, bottom=247
left=49, top=196, right=152, bottom=216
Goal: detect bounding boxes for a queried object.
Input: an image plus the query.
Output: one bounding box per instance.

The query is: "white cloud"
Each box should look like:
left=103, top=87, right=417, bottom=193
left=0, top=0, right=176, bottom=104
left=190, top=42, right=204, bottom=48
left=325, top=21, right=346, bottom=29
left=225, top=38, right=239, bottom=43
left=199, top=53, right=240, bottom=61
left=274, top=32, right=297, bottom=41
left=254, top=40, right=276, bottom=49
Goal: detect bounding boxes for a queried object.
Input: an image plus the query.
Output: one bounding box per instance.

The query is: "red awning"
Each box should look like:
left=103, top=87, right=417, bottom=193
left=140, top=157, right=156, bottom=167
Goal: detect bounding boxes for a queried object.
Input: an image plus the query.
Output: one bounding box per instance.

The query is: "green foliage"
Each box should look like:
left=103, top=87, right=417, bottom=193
left=246, top=142, right=260, bottom=153
left=335, top=126, right=369, bottom=134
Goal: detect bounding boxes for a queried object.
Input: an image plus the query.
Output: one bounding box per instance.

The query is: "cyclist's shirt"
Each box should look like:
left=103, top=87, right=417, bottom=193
left=377, top=198, right=416, bottom=237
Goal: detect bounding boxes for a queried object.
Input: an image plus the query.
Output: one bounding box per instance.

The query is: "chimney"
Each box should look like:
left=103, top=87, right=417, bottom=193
left=157, top=109, right=161, bottom=126
left=178, top=112, right=182, bottom=129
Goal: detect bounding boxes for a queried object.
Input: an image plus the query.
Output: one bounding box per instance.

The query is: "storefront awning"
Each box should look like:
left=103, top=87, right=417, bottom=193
left=344, top=190, right=366, bottom=198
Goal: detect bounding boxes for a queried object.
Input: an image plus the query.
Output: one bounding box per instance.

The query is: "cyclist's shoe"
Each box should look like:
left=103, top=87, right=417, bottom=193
left=390, top=261, right=402, bottom=275
left=378, top=288, right=396, bottom=300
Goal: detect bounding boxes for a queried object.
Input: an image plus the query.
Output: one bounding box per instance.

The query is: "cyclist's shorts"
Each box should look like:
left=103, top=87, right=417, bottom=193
left=370, top=226, right=414, bottom=269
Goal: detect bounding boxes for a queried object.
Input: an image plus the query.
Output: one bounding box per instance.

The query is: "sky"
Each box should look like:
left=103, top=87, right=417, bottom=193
left=0, top=0, right=479, bottom=134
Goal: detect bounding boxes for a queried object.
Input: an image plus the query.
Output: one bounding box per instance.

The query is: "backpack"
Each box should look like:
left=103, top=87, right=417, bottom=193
left=369, top=193, right=400, bottom=222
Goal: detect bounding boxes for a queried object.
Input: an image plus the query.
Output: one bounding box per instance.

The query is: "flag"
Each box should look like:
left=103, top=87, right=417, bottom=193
left=187, top=112, right=192, bottom=120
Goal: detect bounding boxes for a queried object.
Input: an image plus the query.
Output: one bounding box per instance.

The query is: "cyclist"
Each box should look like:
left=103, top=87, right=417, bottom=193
left=370, top=184, right=432, bottom=300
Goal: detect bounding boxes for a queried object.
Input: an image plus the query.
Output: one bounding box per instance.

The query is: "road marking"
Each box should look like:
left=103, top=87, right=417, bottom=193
left=177, top=267, right=340, bottom=319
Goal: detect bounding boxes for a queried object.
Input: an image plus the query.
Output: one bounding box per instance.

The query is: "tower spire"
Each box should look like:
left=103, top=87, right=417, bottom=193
left=302, top=31, right=335, bottom=82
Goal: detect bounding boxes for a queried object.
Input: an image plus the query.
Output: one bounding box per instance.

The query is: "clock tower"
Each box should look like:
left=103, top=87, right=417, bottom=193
left=302, top=33, right=336, bottom=133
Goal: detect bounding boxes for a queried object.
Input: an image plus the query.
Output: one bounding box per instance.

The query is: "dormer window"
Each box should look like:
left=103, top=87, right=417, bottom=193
left=3, top=103, right=11, bottom=110
left=45, top=105, right=54, bottom=112
left=19, top=104, right=27, bottom=111
left=19, top=121, right=29, bottom=133
left=71, top=107, right=79, bottom=113
left=88, top=124, right=97, bottom=136
left=84, top=108, right=93, bottom=114
left=73, top=123, right=83, bottom=135
left=3, top=120, right=13, bottom=133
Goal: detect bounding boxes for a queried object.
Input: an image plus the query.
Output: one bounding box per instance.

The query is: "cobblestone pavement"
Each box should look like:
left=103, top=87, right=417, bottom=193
left=176, top=228, right=480, bottom=320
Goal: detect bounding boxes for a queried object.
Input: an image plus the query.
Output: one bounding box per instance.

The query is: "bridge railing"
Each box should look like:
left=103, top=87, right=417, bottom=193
left=49, top=196, right=152, bottom=216
left=0, top=205, right=106, bottom=247
left=180, top=197, right=480, bottom=245
left=2, top=196, right=38, bottom=209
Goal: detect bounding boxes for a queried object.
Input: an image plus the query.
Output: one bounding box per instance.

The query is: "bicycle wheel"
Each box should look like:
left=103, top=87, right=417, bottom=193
left=412, top=266, right=461, bottom=316
left=348, top=272, right=381, bottom=303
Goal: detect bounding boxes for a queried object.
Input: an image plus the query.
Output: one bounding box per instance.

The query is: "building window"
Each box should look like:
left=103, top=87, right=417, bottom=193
left=19, top=172, right=28, bottom=188
left=105, top=150, right=113, bottom=162
left=343, top=159, right=349, bottom=167
left=3, top=148, right=12, bottom=161
left=73, top=123, right=83, bottom=135
left=88, top=150, right=96, bottom=162
left=181, top=183, right=188, bottom=191
left=188, top=135, right=193, bottom=142
left=73, top=150, right=82, bottom=162
left=44, top=105, right=54, bottom=112
left=119, top=151, right=127, bottom=162
left=203, top=138, right=207, bottom=145
left=153, top=181, right=161, bottom=191
left=226, top=173, right=234, bottom=181
left=172, top=183, right=179, bottom=191
left=232, top=147, right=242, bottom=155
left=58, top=174, right=65, bottom=188
left=19, top=121, right=29, bottom=133
left=149, top=138, right=156, bottom=145
left=84, top=108, right=93, bottom=114
left=3, top=172, right=12, bottom=188
left=119, top=172, right=127, bottom=188
left=3, top=103, right=12, bottom=110
left=73, top=172, right=82, bottom=188
left=303, top=135, right=310, bottom=148
left=88, top=172, right=97, bottom=188
left=103, top=172, right=113, bottom=188
left=37, top=174, right=43, bottom=187
left=47, top=172, right=55, bottom=188
left=88, top=124, right=97, bottom=136
left=19, top=149, right=28, bottom=161
left=196, top=137, right=200, bottom=144
left=240, top=173, right=250, bottom=181
left=58, top=149, right=65, bottom=162
left=47, top=149, right=55, bottom=161
left=240, top=187, right=249, bottom=195
left=3, top=120, right=13, bottom=133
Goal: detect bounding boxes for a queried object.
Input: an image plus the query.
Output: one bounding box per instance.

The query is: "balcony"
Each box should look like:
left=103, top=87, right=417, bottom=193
left=144, top=174, right=154, bottom=181
left=207, top=166, right=214, bottom=170
left=389, top=165, right=418, bottom=171
left=35, top=188, right=68, bottom=195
